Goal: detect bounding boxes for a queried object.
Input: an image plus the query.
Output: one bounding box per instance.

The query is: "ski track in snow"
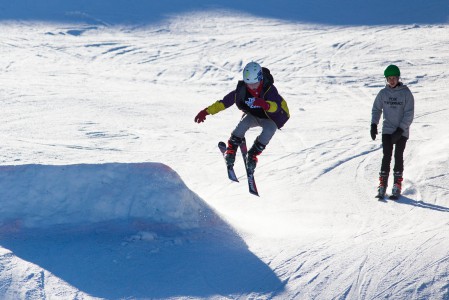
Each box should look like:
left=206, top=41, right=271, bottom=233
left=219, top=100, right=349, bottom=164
left=1, top=10, right=449, bottom=300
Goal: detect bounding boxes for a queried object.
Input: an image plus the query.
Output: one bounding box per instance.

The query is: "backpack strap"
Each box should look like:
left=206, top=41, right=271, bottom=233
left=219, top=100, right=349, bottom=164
left=262, top=67, right=274, bottom=84
left=235, top=81, right=247, bottom=103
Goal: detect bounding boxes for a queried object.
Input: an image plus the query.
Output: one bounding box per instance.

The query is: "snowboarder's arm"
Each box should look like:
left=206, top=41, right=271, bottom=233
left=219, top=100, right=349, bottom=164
left=194, top=91, right=237, bottom=123
left=263, top=85, right=284, bottom=113
left=371, top=91, right=383, bottom=125
left=206, top=101, right=226, bottom=115
left=399, top=89, right=414, bottom=131
left=205, top=91, right=236, bottom=115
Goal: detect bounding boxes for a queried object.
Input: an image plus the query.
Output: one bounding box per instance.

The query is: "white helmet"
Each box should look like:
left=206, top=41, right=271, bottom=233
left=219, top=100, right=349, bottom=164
left=243, top=62, right=263, bottom=84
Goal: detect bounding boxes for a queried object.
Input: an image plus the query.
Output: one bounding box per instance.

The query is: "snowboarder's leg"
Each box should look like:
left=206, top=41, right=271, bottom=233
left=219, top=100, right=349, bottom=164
left=393, top=136, right=407, bottom=174
left=225, top=135, right=242, bottom=166
left=377, top=134, right=393, bottom=197
left=247, top=138, right=266, bottom=173
left=231, top=114, right=258, bottom=137
left=225, top=114, right=255, bottom=167
left=377, top=171, right=389, bottom=197
left=381, top=134, right=394, bottom=173
left=391, top=137, right=407, bottom=196
left=226, top=115, right=259, bottom=166
left=392, top=171, right=403, bottom=196
left=255, top=118, right=277, bottom=146
left=246, top=118, right=276, bottom=173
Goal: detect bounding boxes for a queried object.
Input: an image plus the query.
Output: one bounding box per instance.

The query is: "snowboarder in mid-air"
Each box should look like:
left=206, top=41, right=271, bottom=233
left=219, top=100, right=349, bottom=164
left=371, top=64, right=415, bottom=200
left=194, top=62, right=290, bottom=173
left=194, top=62, right=290, bottom=194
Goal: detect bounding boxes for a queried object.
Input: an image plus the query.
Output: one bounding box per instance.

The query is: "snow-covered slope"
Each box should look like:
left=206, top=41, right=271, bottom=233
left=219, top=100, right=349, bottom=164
left=1, top=1, right=449, bottom=299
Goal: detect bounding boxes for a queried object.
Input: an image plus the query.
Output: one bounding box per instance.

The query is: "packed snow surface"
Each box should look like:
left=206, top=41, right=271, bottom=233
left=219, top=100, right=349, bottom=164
left=1, top=1, right=449, bottom=299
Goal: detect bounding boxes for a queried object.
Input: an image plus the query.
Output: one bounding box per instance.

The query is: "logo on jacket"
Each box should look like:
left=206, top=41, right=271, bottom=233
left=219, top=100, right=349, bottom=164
left=245, top=97, right=261, bottom=109
left=385, top=97, right=403, bottom=106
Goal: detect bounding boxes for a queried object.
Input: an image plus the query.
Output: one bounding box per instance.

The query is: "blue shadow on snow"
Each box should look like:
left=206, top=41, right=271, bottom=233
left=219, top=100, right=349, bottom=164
left=0, top=163, right=285, bottom=299
left=394, top=195, right=449, bottom=212
left=0, top=0, right=448, bottom=26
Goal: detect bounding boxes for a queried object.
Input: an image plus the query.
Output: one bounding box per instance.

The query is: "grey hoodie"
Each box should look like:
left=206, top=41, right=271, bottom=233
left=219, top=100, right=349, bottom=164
left=371, top=83, right=414, bottom=138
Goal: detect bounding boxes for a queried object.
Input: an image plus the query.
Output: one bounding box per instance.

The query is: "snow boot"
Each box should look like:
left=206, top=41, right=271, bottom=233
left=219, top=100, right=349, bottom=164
left=377, top=171, right=389, bottom=197
left=391, top=171, right=403, bottom=197
left=225, top=135, right=242, bottom=167
left=246, top=139, right=266, bottom=174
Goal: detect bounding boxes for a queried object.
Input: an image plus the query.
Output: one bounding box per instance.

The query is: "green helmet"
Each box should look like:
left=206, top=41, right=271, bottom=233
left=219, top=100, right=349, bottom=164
left=384, top=65, right=400, bottom=77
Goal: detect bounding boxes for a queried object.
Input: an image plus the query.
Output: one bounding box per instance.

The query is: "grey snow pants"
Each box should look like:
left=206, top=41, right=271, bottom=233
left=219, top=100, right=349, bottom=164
left=231, top=114, right=277, bottom=146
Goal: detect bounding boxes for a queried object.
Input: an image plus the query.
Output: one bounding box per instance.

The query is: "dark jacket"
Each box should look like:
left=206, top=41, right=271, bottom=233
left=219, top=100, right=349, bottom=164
left=207, top=68, right=290, bottom=129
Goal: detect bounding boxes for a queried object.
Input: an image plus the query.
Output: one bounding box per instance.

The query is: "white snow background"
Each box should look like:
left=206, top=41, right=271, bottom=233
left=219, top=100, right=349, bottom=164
left=1, top=1, right=449, bottom=299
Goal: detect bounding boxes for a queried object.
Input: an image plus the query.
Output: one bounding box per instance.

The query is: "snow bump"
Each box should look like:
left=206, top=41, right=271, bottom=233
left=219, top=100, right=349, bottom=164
left=0, top=163, right=212, bottom=231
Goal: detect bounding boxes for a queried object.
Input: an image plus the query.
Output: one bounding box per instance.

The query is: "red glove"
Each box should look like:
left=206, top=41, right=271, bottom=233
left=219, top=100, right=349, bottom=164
left=194, top=109, right=209, bottom=123
left=253, top=98, right=270, bottom=110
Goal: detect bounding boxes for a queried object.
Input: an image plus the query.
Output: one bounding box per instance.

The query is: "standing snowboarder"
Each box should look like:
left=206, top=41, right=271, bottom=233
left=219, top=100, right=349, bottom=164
left=194, top=62, right=290, bottom=173
left=371, top=64, right=415, bottom=199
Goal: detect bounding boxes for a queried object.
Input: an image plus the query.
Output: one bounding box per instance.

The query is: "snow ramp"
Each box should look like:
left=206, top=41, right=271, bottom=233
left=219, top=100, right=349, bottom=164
left=0, top=163, right=283, bottom=299
left=0, top=163, right=211, bottom=230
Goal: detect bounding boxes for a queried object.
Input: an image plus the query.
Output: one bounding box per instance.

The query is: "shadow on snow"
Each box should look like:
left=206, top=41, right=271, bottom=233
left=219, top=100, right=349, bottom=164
left=0, top=163, right=284, bottom=299
left=0, top=0, right=448, bottom=26
left=395, top=195, right=449, bottom=213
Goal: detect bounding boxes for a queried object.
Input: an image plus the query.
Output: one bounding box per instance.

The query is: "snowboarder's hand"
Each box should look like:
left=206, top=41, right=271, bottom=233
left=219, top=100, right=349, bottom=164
left=194, top=109, right=209, bottom=123
left=253, top=98, right=270, bottom=110
left=370, top=124, right=378, bottom=140
left=391, top=127, right=404, bottom=144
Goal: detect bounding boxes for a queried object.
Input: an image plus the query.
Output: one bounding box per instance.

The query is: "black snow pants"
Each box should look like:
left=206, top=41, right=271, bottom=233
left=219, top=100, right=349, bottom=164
left=381, top=134, right=408, bottom=173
